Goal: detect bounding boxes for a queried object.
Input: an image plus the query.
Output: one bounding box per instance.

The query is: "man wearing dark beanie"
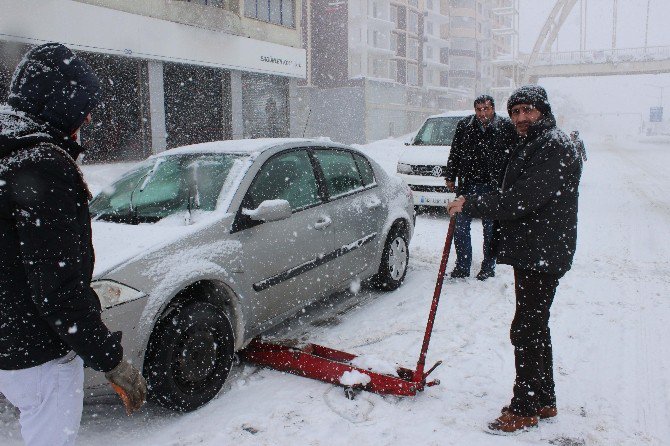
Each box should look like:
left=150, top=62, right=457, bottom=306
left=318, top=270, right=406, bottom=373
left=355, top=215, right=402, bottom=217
left=448, top=85, right=582, bottom=434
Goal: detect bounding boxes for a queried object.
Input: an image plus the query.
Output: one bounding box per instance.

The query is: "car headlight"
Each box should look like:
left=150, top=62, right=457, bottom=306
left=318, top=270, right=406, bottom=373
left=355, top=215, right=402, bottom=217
left=91, top=280, right=145, bottom=309
left=397, top=162, right=412, bottom=174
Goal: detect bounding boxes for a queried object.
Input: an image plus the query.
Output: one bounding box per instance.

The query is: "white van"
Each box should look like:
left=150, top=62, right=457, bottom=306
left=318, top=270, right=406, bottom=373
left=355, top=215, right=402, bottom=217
left=397, top=110, right=471, bottom=208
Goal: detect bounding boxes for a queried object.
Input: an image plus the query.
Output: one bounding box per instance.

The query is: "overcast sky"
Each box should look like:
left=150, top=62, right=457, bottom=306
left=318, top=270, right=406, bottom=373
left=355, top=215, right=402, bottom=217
left=516, top=0, right=670, bottom=130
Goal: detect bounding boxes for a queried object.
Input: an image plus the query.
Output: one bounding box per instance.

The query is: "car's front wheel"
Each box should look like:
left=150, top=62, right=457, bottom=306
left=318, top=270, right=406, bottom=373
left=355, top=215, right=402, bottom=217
left=370, top=224, right=409, bottom=291
left=144, top=301, right=234, bottom=412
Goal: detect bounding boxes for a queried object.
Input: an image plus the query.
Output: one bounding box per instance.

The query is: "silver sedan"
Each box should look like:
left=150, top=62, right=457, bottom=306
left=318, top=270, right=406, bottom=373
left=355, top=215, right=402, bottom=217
left=87, top=139, right=414, bottom=411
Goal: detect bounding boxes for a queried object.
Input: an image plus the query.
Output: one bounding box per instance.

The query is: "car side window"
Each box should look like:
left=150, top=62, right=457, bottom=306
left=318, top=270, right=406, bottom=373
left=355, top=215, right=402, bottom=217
left=353, top=153, right=375, bottom=186
left=245, top=150, right=321, bottom=211
left=313, top=150, right=364, bottom=198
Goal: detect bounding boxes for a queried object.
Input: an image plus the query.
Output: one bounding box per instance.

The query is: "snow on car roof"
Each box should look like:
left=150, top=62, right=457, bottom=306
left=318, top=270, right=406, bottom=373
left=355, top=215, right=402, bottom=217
left=153, top=138, right=315, bottom=158
left=426, top=110, right=473, bottom=119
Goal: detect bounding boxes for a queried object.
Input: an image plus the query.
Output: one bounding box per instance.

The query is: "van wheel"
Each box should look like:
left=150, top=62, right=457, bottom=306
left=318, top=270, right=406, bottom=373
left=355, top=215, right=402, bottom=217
left=371, top=225, right=409, bottom=291
left=144, top=301, right=234, bottom=412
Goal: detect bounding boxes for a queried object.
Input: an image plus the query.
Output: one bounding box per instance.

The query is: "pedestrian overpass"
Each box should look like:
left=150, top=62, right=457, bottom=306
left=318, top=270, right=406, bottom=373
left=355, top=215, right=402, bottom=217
left=495, top=0, right=670, bottom=88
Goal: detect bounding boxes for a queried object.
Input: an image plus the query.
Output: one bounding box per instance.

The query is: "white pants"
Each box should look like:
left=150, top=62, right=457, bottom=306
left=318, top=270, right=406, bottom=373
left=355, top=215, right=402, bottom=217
left=0, top=353, right=84, bottom=446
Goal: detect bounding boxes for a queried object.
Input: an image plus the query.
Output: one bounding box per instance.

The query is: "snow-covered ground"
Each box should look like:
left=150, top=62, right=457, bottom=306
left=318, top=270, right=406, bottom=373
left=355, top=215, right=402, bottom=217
left=1, top=137, right=669, bottom=445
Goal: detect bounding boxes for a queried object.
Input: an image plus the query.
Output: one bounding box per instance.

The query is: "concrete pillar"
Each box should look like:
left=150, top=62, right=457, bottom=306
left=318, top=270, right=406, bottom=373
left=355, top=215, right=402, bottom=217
left=147, top=60, right=167, bottom=153
left=230, top=70, right=244, bottom=139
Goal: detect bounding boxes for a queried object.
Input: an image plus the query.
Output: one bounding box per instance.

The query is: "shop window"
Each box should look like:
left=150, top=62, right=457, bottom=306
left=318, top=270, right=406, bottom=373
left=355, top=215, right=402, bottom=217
left=245, top=0, right=295, bottom=27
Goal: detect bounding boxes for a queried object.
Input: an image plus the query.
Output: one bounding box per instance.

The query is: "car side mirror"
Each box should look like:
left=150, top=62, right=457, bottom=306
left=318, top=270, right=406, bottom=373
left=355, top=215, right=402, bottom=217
left=243, top=199, right=292, bottom=222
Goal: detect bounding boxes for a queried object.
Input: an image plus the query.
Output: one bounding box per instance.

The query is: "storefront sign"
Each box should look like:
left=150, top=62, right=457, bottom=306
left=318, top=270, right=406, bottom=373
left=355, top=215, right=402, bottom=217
left=0, top=0, right=306, bottom=78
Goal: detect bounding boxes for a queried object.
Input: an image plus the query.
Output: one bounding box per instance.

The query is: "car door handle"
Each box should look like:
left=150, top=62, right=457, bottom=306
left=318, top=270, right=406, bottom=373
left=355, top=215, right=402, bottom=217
left=314, top=216, right=332, bottom=230
left=366, top=197, right=382, bottom=209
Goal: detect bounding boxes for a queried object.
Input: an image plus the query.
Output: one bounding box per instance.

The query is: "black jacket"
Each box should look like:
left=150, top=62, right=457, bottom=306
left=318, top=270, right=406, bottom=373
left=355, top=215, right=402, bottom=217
left=462, top=115, right=582, bottom=275
left=444, top=114, right=516, bottom=192
left=0, top=43, right=122, bottom=372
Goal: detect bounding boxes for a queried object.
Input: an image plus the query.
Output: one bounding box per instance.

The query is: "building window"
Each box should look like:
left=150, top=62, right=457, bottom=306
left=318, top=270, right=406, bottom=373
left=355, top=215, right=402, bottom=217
left=368, top=56, right=388, bottom=79
left=371, top=1, right=379, bottom=18
left=426, top=21, right=434, bottom=36
left=350, top=54, right=362, bottom=77
left=369, top=30, right=384, bottom=48
left=408, top=11, right=419, bottom=33
left=408, top=38, right=419, bottom=60
left=426, top=45, right=434, bottom=60
left=391, top=33, right=398, bottom=53
left=450, top=0, right=475, bottom=7
left=425, top=69, right=434, bottom=84
left=409, top=0, right=418, bottom=7
left=451, top=16, right=475, bottom=29
left=427, top=0, right=434, bottom=10
left=390, top=5, right=398, bottom=24
left=407, top=64, right=418, bottom=86
left=245, top=0, right=295, bottom=27
left=389, top=60, right=398, bottom=81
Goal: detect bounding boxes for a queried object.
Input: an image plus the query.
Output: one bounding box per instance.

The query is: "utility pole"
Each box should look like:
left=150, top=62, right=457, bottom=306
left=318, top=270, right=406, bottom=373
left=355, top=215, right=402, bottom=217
left=611, top=0, right=618, bottom=49
left=644, top=0, right=651, bottom=48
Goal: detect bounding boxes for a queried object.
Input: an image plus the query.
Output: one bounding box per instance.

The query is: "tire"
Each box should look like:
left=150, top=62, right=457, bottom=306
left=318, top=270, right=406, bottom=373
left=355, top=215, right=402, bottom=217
left=371, top=224, right=409, bottom=291
left=144, top=301, right=235, bottom=412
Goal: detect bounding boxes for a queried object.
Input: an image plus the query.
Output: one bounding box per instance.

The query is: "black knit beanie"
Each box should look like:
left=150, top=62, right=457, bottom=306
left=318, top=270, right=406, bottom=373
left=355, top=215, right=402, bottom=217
left=507, top=85, right=552, bottom=117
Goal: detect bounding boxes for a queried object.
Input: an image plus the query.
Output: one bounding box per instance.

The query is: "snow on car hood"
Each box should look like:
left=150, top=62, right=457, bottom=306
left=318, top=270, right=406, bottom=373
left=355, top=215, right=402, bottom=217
left=91, top=221, right=192, bottom=277
left=397, top=145, right=451, bottom=166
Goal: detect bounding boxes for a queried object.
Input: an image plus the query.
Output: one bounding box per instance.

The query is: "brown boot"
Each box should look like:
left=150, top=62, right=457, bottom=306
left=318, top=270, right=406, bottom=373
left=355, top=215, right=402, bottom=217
left=501, top=405, right=558, bottom=419
left=488, top=412, right=539, bottom=434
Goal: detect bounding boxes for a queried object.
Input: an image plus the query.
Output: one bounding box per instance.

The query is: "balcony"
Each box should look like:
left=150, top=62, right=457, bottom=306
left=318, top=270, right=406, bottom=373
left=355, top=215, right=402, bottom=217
left=425, top=33, right=449, bottom=47
left=424, top=9, right=449, bottom=24
left=492, top=6, right=518, bottom=16
left=492, top=27, right=516, bottom=36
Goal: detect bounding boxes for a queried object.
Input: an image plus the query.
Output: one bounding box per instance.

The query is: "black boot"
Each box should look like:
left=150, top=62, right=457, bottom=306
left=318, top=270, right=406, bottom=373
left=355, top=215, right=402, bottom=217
left=476, top=269, right=495, bottom=281
left=450, top=268, right=470, bottom=278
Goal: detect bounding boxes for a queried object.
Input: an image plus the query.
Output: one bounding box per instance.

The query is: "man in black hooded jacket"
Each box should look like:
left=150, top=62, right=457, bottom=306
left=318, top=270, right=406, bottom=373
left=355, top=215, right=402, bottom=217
left=0, top=43, right=146, bottom=446
left=448, top=85, right=582, bottom=434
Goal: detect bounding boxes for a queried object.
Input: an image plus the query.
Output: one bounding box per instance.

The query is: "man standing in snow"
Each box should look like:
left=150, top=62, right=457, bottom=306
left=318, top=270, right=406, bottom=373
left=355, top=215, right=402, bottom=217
left=0, top=43, right=146, bottom=446
left=444, top=95, right=516, bottom=280
left=448, top=85, right=582, bottom=434
left=570, top=130, right=587, bottom=162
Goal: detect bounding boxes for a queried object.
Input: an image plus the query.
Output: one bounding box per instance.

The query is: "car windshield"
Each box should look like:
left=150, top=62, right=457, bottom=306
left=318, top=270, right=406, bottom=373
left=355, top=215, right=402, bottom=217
left=90, top=153, right=247, bottom=224
left=413, top=117, right=462, bottom=146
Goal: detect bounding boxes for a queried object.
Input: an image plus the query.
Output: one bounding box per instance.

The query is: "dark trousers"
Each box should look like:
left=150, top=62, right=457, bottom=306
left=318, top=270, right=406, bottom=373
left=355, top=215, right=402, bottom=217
left=509, top=268, right=561, bottom=417
left=454, top=183, right=495, bottom=272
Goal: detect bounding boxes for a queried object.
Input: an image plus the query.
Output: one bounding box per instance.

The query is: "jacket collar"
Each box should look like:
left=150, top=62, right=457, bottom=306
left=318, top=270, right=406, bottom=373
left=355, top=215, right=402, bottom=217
left=0, top=106, right=83, bottom=160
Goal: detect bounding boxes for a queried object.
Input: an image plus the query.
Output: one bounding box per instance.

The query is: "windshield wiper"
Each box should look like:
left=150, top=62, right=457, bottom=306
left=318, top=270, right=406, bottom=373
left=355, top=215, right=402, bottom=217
left=129, top=159, right=163, bottom=216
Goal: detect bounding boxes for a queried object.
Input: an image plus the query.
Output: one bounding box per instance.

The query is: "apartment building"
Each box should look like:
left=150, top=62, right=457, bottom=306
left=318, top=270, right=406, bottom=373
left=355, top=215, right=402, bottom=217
left=0, top=0, right=306, bottom=161
left=298, top=0, right=518, bottom=144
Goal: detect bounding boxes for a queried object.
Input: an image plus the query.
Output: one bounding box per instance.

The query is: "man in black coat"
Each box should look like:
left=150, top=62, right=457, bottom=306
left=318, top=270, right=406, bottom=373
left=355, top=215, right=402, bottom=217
left=444, top=95, right=516, bottom=280
left=448, top=85, right=582, bottom=433
left=0, top=43, right=146, bottom=445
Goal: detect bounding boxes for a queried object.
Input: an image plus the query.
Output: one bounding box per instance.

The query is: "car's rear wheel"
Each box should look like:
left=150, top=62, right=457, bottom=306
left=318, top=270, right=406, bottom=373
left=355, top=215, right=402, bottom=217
left=144, top=301, right=234, bottom=412
left=371, top=224, right=409, bottom=291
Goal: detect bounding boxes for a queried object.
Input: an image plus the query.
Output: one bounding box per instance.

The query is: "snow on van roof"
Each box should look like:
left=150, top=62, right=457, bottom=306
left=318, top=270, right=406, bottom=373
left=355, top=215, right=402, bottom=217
left=427, top=110, right=473, bottom=119
left=154, top=138, right=315, bottom=157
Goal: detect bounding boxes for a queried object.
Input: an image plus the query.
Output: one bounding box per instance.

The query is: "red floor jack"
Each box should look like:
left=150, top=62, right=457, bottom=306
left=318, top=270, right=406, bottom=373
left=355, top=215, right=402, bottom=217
left=240, top=218, right=456, bottom=399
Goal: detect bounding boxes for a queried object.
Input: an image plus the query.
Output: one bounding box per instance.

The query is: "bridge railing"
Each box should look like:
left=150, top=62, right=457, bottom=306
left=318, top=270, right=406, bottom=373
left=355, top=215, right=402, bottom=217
left=534, top=46, right=670, bottom=66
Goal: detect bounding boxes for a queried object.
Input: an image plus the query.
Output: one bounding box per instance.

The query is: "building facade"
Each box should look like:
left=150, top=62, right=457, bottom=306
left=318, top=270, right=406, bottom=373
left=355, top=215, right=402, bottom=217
left=298, top=0, right=519, bottom=144
left=0, top=0, right=306, bottom=162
